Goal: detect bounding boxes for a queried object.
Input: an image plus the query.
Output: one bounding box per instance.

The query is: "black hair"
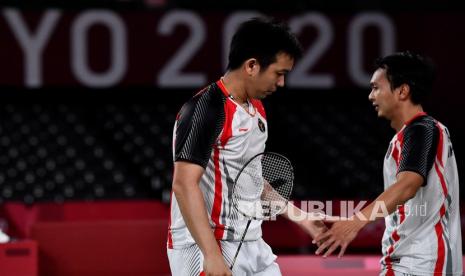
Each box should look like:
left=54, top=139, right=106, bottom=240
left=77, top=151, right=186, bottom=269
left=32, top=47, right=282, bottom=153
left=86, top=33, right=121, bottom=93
left=227, top=17, right=303, bottom=71
left=375, top=51, right=435, bottom=105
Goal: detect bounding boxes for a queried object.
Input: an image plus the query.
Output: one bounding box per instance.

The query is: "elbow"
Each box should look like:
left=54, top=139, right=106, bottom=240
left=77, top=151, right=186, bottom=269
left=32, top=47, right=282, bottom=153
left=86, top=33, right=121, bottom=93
left=403, top=193, right=415, bottom=202
left=396, top=172, right=424, bottom=203
left=172, top=178, right=196, bottom=198
left=403, top=185, right=420, bottom=202
left=172, top=179, right=184, bottom=197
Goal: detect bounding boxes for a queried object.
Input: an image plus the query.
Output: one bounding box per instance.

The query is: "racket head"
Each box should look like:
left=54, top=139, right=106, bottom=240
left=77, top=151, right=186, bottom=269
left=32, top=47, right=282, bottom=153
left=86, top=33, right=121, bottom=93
left=232, top=152, right=294, bottom=220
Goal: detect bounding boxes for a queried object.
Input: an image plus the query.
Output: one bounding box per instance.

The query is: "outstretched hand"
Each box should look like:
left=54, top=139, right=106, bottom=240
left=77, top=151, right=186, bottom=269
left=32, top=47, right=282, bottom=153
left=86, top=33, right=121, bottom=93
left=296, top=212, right=329, bottom=246
left=312, top=216, right=367, bottom=258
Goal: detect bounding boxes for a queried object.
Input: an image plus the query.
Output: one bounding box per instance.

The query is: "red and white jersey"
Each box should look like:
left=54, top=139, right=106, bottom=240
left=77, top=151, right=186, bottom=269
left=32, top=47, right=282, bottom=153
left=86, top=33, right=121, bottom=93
left=168, top=80, right=268, bottom=249
left=381, top=112, right=462, bottom=275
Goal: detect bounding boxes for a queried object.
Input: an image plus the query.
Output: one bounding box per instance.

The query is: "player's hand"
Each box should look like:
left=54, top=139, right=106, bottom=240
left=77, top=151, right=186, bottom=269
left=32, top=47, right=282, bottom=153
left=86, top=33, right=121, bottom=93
left=312, top=216, right=366, bottom=258
left=299, top=212, right=328, bottom=242
left=203, top=254, right=232, bottom=276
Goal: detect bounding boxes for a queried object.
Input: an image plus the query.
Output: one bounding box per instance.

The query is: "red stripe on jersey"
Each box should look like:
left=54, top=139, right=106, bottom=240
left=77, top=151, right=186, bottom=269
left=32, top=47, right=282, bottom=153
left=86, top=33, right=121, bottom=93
left=217, top=79, right=267, bottom=120
left=384, top=129, right=408, bottom=273
left=391, top=145, right=400, bottom=167
left=216, top=79, right=230, bottom=97
left=392, top=130, right=404, bottom=169
left=211, top=100, right=236, bottom=240
left=167, top=189, right=174, bottom=249
left=384, top=205, right=406, bottom=272
left=384, top=229, right=401, bottom=273
left=250, top=99, right=266, bottom=119
left=404, top=111, right=427, bottom=126
left=385, top=245, right=396, bottom=275
left=385, top=267, right=395, bottom=276
left=439, top=204, right=446, bottom=216
left=391, top=230, right=400, bottom=242
left=220, top=101, right=237, bottom=147
left=434, top=221, right=446, bottom=274
left=398, top=205, right=406, bottom=224
left=393, top=112, right=426, bottom=169
left=199, top=272, right=205, bottom=276
left=433, top=124, right=447, bottom=274
left=212, top=147, right=225, bottom=240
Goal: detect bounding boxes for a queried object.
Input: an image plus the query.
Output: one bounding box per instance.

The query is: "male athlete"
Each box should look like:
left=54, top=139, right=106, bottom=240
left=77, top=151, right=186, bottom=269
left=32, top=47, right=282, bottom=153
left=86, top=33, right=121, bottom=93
left=167, top=18, right=326, bottom=276
left=314, top=52, right=462, bottom=275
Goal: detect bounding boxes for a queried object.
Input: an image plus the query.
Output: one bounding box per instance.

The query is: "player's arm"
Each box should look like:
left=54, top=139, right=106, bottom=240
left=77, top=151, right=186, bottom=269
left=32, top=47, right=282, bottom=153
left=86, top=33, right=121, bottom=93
left=172, top=89, right=231, bottom=275
left=356, top=171, right=423, bottom=222
left=261, top=182, right=327, bottom=238
left=282, top=202, right=328, bottom=239
left=172, top=161, right=229, bottom=273
left=314, top=172, right=423, bottom=257
left=314, top=122, right=438, bottom=257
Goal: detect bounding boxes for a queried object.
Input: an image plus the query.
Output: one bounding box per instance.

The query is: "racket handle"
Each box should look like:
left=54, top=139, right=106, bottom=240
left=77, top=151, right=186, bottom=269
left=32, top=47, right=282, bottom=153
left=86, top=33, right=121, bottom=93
left=230, top=219, right=252, bottom=270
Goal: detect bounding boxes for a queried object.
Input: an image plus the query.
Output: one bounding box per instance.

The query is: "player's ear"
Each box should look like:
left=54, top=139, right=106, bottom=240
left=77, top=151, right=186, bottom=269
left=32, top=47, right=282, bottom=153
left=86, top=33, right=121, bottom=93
left=244, top=58, right=260, bottom=76
left=398, top=83, right=411, bottom=101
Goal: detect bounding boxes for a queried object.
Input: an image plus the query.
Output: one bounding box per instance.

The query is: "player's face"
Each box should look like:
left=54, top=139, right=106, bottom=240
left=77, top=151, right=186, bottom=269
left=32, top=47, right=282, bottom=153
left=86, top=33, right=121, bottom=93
left=250, top=52, right=294, bottom=99
left=368, top=68, right=399, bottom=120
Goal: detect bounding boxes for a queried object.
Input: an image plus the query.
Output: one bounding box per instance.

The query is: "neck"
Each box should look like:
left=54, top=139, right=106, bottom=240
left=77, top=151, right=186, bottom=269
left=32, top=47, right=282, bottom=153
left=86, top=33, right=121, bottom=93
left=390, top=104, right=424, bottom=132
left=221, top=71, right=248, bottom=104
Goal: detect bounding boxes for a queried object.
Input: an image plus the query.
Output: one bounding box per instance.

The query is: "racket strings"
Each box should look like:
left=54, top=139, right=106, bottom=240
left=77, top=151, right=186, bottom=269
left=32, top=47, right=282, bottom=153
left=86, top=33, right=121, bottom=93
left=233, top=153, right=294, bottom=220
left=229, top=152, right=294, bottom=270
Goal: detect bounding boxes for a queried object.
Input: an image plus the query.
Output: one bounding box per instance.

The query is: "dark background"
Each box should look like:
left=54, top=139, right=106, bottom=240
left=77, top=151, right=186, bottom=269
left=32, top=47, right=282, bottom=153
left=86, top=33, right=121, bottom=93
left=0, top=1, right=464, bottom=255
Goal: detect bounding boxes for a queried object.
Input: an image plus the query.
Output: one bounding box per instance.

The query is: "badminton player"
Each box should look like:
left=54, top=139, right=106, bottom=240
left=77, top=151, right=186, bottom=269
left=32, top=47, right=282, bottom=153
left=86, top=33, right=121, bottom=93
left=167, top=17, right=327, bottom=276
left=314, top=52, right=462, bottom=276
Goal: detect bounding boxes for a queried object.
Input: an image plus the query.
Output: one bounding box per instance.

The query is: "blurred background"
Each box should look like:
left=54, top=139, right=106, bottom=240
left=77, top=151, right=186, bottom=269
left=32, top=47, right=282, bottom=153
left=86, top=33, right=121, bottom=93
left=0, top=0, right=464, bottom=275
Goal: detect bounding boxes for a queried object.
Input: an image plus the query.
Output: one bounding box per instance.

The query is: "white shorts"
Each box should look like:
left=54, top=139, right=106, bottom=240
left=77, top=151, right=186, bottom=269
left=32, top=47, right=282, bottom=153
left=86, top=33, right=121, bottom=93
left=380, top=269, right=419, bottom=276
left=167, top=238, right=281, bottom=276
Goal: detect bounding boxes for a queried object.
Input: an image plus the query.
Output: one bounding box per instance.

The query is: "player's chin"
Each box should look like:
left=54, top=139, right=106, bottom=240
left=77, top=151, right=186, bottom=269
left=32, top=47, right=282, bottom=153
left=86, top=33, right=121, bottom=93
left=264, top=91, right=275, bottom=97
left=257, top=93, right=270, bottom=99
left=377, top=111, right=388, bottom=119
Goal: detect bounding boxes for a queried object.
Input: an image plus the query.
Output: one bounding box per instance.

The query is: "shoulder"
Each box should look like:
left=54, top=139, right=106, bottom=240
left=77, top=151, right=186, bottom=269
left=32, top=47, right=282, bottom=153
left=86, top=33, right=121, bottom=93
left=399, top=115, right=439, bottom=157
left=178, top=83, right=226, bottom=119
left=174, top=83, right=228, bottom=167
left=403, top=115, right=438, bottom=137
left=192, top=82, right=226, bottom=107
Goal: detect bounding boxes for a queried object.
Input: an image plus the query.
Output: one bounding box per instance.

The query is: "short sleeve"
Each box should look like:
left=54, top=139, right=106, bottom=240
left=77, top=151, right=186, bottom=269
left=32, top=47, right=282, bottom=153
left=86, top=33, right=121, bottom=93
left=174, top=86, right=225, bottom=168
left=398, top=122, right=439, bottom=184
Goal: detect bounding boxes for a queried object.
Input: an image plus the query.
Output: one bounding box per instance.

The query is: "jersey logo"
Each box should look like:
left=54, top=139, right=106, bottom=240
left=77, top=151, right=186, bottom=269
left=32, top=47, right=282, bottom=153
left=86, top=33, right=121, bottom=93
left=239, top=128, right=249, bottom=132
left=258, top=118, right=266, bottom=133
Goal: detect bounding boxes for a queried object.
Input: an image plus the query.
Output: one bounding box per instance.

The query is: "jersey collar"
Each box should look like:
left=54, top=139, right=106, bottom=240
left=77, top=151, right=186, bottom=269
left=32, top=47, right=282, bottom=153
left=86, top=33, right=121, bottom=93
left=404, top=111, right=427, bottom=126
